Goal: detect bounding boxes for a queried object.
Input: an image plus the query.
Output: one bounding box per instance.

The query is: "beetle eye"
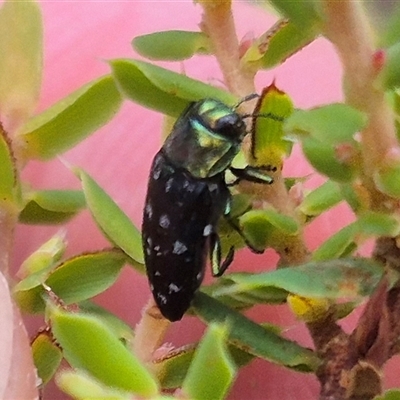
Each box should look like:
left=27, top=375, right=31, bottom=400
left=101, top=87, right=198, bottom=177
left=214, top=114, right=245, bottom=138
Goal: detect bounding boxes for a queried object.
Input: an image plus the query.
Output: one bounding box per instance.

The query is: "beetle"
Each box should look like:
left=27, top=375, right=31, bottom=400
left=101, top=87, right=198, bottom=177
left=142, top=98, right=271, bottom=321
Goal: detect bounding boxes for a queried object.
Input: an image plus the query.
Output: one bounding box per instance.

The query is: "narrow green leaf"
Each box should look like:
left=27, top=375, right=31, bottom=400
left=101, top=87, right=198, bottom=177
left=17, top=230, right=66, bottom=282
left=49, top=307, right=158, bottom=396
left=133, top=31, right=211, bottom=61
left=378, top=42, right=400, bottom=90
left=299, top=180, right=343, bottom=217
left=32, top=330, right=62, bottom=385
left=239, top=208, right=298, bottom=252
left=374, top=389, right=400, bottom=400
left=0, top=0, right=42, bottom=124
left=314, top=212, right=400, bottom=261
left=19, top=190, right=85, bottom=225
left=21, top=75, right=122, bottom=160
left=204, top=277, right=288, bottom=309
left=356, top=211, right=400, bottom=237
left=79, top=301, right=134, bottom=342
left=225, top=258, right=383, bottom=299
left=192, top=292, right=319, bottom=372
left=250, top=83, right=294, bottom=167
left=0, top=124, right=17, bottom=202
left=79, top=170, right=144, bottom=266
left=285, top=104, right=367, bottom=145
left=380, top=4, right=400, bottom=47
left=312, top=224, right=356, bottom=261
left=155, top=323, right=279, bottom=389
left=15, top=249, right=126, bottom=313
left=183, top=324, right=236, bottom=400
left=56, top=370, right=131, bottom=400
left=110, top=59, right=235, bottom=117
left=302, top=136, right=355, bottom=182
left=374, top=161, right=400, bottom=198
left=267, top=0, right=321, bottom=29
left=242, top=20, right=317, bottom=69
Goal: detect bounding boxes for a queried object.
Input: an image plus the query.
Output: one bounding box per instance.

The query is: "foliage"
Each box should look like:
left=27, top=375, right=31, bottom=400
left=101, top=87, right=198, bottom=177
left=1, top=0, right=400, bottom=399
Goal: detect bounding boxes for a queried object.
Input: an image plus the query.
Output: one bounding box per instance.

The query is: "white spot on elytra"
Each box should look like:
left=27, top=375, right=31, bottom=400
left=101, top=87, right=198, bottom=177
left=146, top=237, right=152, bottom=246
left=196, top=272, right=203, bottom=281
left=203, top=224, right=213, bottom=236
left=155, top=271, right=161, bottom=276
left=159, top=214, right=170, bottom=229
left=183, top=181, right=195, bottom=192
left=145, top=203, right=153, bottom=219
left=165, top=178, right=174, bottom=193
left=154, top=245, right=160, bottom=251
left=168, top=283, right=181, bottom=293
left=149, top=284, right=154, bottom=291
left=209, top=183, right=218, bottom=192
left=153, top=167, right=161, bottom=180
left=157, top=293, right=168, bottom=305
left=173, top=241, right=188, bottom=254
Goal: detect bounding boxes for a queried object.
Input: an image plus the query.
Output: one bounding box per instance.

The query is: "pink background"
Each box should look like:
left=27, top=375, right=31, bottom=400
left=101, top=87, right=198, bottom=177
left=9, top=1, right=399, bottom=399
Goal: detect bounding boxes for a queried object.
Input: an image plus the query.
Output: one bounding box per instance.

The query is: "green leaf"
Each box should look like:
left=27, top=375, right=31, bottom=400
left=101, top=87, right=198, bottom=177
left=21, top=75, right=122, bottom=160
left=314, top=212, right=400, bottom=260
left=19, top=190, right=85, bottom=225
left=0, top=124, right=18, bottom=202
left=17, top=230, right=66, bottom=279
left=183, top=324, right=236, bottom=400
left=374, top=389, right=400, bottom=400
left=203, top=277, right=288, bottom=310
left=374, top=161, right=400, bottom=198
left=299, top=180, right=343, bottom=217
left=239, top=208, right=298, bottom=252
left=155, top=323, right=278, bottom=389
left=192, top=292, right=319, bottom=372
left=0, top=0, right=42, bottom=124
left=302, top=136, right=355, bottom=182
left=356, top=211, right=400, bottom=237
left=250, top=83, right=294, bottom=167
left=133, top=31, right=211, bottom=61
left=15, top=249, right=126, bottom=313
left=79, top=170, right=144, bottom=266
left=49, top=306, right=158, bottom=396
left=79, top=301, right=134, bottom=342
left=267, top=0, right=321, bottom=29
left=110, top=59, right=235, bottom=117
left=32, top=330, right=63, bottom=385
left=222, top=258, right=383, bottom=299
left=242, top=20, right=317, bottom=69
left=380, top=4, right=400, bottom=47
left=56, top=370, right=131, bottom=400
left=378, top=42, right=400, bottom=90
left=285, top=104, right=367, bottom=145
left=312, top=224, right=357, bottom=261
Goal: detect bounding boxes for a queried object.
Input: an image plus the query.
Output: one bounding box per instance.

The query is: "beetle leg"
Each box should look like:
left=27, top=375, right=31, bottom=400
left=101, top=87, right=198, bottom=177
left=229, top=165, right=274, bottom=186
left=224, top=215, right=265, bottom=255
left=210, top=231, right=235, bottom=277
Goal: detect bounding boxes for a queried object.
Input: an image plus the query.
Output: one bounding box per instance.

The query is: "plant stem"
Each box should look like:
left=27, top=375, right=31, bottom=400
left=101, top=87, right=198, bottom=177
left=132, top=297, right=171, bottom=363
left=200, top=0, right=255, bottom=99
left=323, top=0, right=398, bottom=200
left=200, top=0, right=309, bottom=266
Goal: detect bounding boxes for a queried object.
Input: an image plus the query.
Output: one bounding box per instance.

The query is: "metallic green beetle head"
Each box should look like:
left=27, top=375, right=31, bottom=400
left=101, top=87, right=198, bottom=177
left=163, top=99, right=246, bottom=178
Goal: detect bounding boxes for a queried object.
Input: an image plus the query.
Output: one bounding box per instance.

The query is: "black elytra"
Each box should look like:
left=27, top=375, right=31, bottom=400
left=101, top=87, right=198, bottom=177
left=142, top=98, right=269, bottom=321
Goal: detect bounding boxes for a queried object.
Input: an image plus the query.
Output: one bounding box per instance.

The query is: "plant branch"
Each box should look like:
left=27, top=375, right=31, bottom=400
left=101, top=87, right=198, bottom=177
left=199, top=0, right=255, bottom=99
left=200, top=1, right=309, bottom=266
left=132, top=297, right=171, bottom=364
left=323, top=0, right=398, bottom=196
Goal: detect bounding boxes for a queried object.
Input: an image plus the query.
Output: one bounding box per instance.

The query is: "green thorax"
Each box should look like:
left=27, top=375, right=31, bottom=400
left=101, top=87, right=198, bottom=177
left=163, top=99, right=246, bottom=179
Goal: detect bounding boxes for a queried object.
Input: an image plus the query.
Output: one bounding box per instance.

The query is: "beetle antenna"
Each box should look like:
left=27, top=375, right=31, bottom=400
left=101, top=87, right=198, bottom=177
left=234, top=93, right=259, bottom=109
